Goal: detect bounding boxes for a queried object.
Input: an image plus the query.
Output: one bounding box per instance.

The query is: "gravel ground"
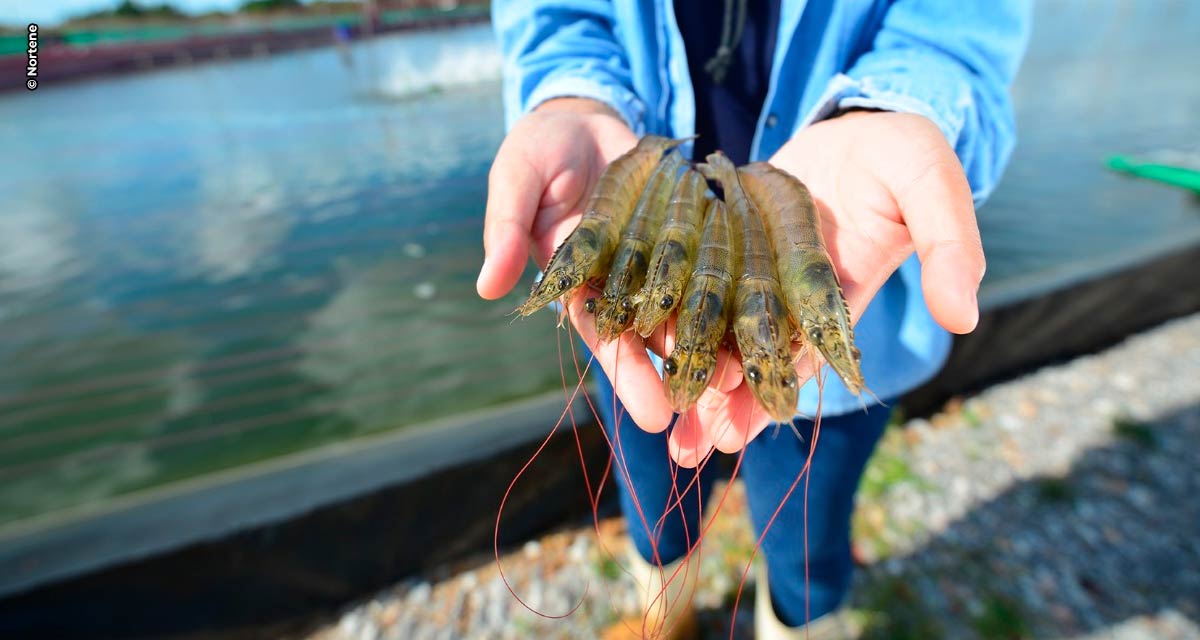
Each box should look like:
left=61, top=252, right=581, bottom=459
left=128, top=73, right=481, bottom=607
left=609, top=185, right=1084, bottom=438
left=306, top=314, right=1200, bottom=640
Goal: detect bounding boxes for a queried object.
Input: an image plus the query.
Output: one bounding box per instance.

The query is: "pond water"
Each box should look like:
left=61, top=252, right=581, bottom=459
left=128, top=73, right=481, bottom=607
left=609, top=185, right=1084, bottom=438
left=1, top=1, right=1198, bottom=527
left=0, top=25, right=566, bottom=525
left=978, top=0, right=1200, bottom=305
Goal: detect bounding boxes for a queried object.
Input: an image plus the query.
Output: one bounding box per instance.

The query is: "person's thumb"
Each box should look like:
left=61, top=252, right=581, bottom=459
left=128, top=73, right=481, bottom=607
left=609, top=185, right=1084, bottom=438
left=889, top=143, right=985, bottom=333
left=477, top=144, right=544, bottom=300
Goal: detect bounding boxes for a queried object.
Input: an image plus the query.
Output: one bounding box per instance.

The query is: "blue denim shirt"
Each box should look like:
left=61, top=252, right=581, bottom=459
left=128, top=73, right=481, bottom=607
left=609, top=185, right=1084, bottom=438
left=493, top=0, right=1031, bottom=415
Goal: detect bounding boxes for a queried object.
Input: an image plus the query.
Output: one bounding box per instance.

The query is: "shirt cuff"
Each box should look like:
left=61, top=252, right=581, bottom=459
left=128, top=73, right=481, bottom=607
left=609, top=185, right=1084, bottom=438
left=796, top=73, right=963, bottom=147
left=524, top=74, right=648, bottom=135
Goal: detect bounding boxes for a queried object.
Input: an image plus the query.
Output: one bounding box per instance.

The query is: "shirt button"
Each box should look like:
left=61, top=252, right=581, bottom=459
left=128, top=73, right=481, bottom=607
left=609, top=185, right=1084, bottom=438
left=765, top=113, right=779, bottom=128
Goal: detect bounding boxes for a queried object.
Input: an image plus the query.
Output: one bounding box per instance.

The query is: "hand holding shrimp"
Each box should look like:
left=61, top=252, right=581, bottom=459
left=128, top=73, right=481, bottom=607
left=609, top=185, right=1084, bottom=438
left=478, top=98, right=717, bottom=434
left=480, top=103, right=985, bottom=467
left=667, top=110, right=987, bottom=465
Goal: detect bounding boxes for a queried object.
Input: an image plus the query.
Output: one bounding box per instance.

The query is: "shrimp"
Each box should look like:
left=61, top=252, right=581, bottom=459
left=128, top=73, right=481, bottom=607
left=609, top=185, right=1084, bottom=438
left=631, top=167, right=708, bottom=338
left=515, top=135, right=690, bottom=316
left=738, top=163, right=864, bottom=394
left=591, top=150, right=688, bottom=341
left=662, top=197, right=736, bottom=411
left=698, top=152, right=798, bottom=421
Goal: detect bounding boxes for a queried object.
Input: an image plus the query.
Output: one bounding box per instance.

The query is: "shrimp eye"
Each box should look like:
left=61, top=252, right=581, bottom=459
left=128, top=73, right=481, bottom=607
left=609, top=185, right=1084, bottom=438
left=621, top=298, right=633, bottom=312
left=808, top=327, right=823, bottom=343
left=664, top=358, right=678, bottom=376
left=659, top=294, right=674, bottom=310
left=783, top=373, right=797, bottom=389
left=746, top=366, right=761, bottom=383
left=557, top=276, right=572, bottom=291
left=692, top=369, right=707, bottom=383
left=584, top=298, right=597, bottom=313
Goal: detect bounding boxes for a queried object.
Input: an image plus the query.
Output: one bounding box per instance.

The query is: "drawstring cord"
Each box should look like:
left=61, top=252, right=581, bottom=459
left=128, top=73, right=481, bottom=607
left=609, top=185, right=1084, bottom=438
left=703, top=0, right=748, bottom=84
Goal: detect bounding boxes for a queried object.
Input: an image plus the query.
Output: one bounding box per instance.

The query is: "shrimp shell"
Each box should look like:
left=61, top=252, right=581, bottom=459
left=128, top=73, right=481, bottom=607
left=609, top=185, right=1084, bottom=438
left=663, top=197, right=736, bottom=412
left=592, top=150, right=688, bottom=341
left=631, top=167, right=709, bottom=338
left=515, top=135, right=688, bottom=316
left=738, top=162, right=864, bottom=394
left=698, top=152, right=799, bottom=422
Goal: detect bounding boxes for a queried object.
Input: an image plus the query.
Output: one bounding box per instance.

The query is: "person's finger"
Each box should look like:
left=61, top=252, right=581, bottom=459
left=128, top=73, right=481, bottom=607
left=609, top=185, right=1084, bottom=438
left=666, top=378, right=765, bottom=466
left=565, top=292, right=674, bottom=434
left=710, top=384, right=773, bottom=455
left=678, top=347, right=814, bottom=463
left=664, top=340, right=805, bottom=465
left=889, top=148, right=986, bottom=334
left=712, top=346, right=742, bottom=393
left=477, top=146, right=543, bottom=300
left=666, top=407, right=710, bottom=468
left=643, top=314, right=675, bottom=358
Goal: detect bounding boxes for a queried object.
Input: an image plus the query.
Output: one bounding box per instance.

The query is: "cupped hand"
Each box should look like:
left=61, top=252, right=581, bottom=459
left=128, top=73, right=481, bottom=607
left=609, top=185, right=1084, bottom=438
left=480, top=105, right=984, bottom=468
left=667, top=111, right=986, bottom=467
left=478, top=98, right=684, bottom=433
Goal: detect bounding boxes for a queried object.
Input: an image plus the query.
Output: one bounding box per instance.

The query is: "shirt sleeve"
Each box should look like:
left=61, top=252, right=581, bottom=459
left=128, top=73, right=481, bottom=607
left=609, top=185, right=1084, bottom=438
left=492, top=1, right=647, bottom=134
left=798, top=1, right=1033, bottom=204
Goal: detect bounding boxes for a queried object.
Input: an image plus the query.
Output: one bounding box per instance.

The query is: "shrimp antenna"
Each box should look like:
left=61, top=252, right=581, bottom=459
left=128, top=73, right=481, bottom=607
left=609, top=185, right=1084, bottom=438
left=854, top=381, right=886, bottom=413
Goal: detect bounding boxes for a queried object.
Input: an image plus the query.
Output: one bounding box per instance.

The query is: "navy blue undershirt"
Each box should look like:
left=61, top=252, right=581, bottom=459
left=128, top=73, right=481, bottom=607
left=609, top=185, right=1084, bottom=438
left=674, top=0, right=781, bottom=165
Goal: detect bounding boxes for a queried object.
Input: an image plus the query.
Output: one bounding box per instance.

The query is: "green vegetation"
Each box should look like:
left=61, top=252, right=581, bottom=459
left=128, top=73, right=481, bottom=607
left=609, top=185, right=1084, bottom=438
left=851, top=512, right=892, bottom=559
left=856, top=574, right=944, bottom=640
left=240, top=0, right=303, bottom=13
left=859, top=432, right=923, bottom=502
left=971, top=595, right=1029, bottom=640
left=961, top=402, right=983, bottom=428
left=1034, top=476, right=1074, bottom=505
left=77, top=1, right=185, bottom=21
left=855, top=565, right=1029, bottom=640
left=0, top=1, right=490, bottom=61
left=1112, top=415, right=1158, bottom=448
left=66, top=0, right=484, bottom=21
left=594, top=554, right=622, bottom=581
left=40, top=0, right=487, bottom=29
left=509, top=614, right=538, bottom=636
left=852, top=427, right=936, bottom=561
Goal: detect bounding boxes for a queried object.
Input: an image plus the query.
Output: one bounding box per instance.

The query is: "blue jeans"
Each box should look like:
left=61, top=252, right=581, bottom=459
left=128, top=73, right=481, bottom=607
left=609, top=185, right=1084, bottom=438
left=592, top=370, right=891, bottom=627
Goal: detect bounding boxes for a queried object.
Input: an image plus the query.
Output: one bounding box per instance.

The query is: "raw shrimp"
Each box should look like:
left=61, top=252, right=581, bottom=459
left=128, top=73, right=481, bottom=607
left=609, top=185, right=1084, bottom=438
left=738, top=163, right=864, bottom=394
left=632, top=167, right=709, bottom=338
left=515, top=135, right=690, bottom=316
left=591, top=150, right=688, bottom=341
left=698, top=152, right=799, bottom=421
left=662, top=197, right=736, bottom=411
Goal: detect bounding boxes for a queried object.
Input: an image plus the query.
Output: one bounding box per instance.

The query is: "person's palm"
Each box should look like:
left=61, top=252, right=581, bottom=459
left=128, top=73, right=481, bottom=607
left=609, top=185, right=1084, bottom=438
left=478, top=99, right=681, bottom=433
left=667, top=111, right=985, bottom=466
left=479, top=102, right=638, bottom=276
